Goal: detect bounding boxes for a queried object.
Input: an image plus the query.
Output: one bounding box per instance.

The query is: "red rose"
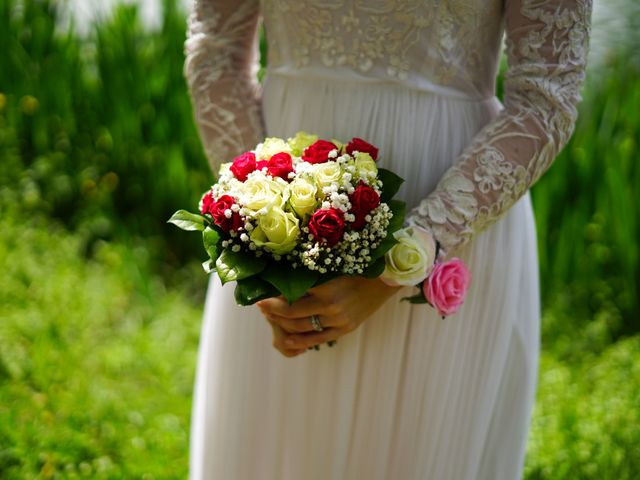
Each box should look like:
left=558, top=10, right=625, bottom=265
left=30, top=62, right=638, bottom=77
left=209, top=195, right=243, bottom=232
left=308, top=208, right=345, bottom=247
left=200, top=191, right=215, bottom=215
left=230, top=152, right=257, bottom=181
left=302, top=140, right=337, bottom=164
left=256, top=160, right=269, bottom=171
left=346, top=137, right=379, bottom=161
left=349, top=184, right=380, bottom=230
left=267, top=152, right=294, bottom=180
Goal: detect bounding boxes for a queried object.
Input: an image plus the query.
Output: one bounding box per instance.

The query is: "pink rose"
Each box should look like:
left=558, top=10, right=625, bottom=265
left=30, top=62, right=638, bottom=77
left=230, top=152, right=257, bottom=181
left=423, top=259, right=471, bottom=317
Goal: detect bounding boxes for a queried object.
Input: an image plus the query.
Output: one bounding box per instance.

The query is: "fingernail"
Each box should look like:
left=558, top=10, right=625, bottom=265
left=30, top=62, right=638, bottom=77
left=285, top=337, right=296, bottom=347
left=295, top=349, right=306, bottom=355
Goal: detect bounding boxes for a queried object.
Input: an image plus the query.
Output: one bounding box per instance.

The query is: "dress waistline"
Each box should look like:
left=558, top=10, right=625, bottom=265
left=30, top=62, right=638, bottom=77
left=264, top=67, right=496, bottom=103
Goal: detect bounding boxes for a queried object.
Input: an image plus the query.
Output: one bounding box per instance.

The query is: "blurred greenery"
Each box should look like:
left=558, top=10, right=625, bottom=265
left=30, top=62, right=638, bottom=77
left=0, top=0, right=638, bottom=478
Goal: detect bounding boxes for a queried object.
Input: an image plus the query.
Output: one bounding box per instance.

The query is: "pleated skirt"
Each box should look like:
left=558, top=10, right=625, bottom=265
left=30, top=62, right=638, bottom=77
left=190, top=73, right=540, bottom=480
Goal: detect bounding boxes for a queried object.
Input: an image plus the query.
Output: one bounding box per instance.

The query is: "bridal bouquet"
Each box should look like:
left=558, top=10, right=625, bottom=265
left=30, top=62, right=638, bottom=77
left=169, top=132, right=471, bottom=316
left=169, top=133, right=405, bottom=305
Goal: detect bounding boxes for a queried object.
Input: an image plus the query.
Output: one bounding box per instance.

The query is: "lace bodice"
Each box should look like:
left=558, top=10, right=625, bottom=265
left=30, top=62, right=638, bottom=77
left=184, top=0, right=591, bottom=255
left=262, top=0, right=504, bottom=100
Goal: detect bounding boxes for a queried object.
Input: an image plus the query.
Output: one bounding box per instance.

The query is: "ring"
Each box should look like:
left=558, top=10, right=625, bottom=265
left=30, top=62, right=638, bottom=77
left=310, top=314, right=324, bottom=332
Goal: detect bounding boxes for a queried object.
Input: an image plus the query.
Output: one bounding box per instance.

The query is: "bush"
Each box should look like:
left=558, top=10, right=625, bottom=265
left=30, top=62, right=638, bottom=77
left=0, top=212, right=204, bottom=478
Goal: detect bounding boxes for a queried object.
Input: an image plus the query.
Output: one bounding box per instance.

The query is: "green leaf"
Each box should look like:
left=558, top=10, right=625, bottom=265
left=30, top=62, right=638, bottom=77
left=387, top=200, right=406, bottom=234
left=234, top=276, right=279, bottom=306
left=215, top=249, right=267, bottom=285
left=401, top=292, right=430, bottom=304
left=167, top=210, right=206, bottom=231
left=261, top=263, right=320, bottom=304
left=202, top=260, right=215, bottom=274
left=378, top=168, right=404, bottom=203
left=202, top=227, right=221, bottom=261
left=362, top=256, right=386, bottom=278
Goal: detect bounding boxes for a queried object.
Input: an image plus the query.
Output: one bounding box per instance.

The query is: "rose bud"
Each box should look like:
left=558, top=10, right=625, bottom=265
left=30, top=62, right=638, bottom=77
left=308, top=208, right=345, bottom=247
left=302, top=139, right=338, bottom=164
left=267, top=152, right=294, bottom=180
left=349, top=184, right=380, bottom=230
left=346, top=137, right=379, bottom=161
left=230, top=152, right=257, bottom=181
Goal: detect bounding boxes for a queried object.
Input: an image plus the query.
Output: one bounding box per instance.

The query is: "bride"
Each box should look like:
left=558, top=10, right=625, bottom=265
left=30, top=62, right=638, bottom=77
left=184, top=0, right=591, bottom=478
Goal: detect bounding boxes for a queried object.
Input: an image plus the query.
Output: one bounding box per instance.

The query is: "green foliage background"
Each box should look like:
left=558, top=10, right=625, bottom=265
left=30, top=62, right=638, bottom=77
left=0, top=0, right=638, bottom=478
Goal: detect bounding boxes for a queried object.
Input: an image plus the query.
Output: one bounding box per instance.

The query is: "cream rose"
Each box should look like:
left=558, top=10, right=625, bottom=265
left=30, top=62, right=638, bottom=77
left=241, top=176, right=287, bottom=212
left=287, top=131, right=318, bottom=157
left=287, top=177, right=319, bottom=218
left=313, top=161, right=342, bottom=188
left=218, top=162, right=232, bottom=178
left=381, top=227, right=437, bottom=286
left=250, top=206, right=300, bottom=254
left=256, top=137, right=291, bottom=161
left=354, top=152, right=378, bottom=179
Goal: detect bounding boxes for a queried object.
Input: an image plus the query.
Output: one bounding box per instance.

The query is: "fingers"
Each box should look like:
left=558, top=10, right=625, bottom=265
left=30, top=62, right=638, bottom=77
left=264, top=310, right=346, bottom=334
left=270, top=323, right=306, bottom=358
left=257, top=294, right=336, bottom=319
left=283, top=328, right=343, bottom=350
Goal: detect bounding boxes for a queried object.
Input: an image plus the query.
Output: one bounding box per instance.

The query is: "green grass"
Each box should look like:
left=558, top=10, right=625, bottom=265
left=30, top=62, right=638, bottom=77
left=0, top=213, right=204, bottom=479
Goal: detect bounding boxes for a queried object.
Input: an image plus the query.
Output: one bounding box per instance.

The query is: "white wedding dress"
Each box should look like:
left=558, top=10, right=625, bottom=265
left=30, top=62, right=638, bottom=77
left=184, top=0, right=591, bottom=478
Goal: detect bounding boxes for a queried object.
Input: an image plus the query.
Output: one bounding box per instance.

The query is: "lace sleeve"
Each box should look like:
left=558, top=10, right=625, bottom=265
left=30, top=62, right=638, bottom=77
left=405, top=0, right=592, bottom=255
left=184, top=0, right=265, bottom=174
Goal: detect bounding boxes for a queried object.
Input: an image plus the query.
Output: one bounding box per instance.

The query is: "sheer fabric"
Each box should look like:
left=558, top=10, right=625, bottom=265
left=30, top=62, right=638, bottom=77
left=184, top=1, right=591, bottom=478
left=185, top=0, right=591, bottom=254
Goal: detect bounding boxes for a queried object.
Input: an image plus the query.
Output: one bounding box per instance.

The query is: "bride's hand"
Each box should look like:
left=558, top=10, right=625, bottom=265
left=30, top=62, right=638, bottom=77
left=257, top=276, right=402, bottom=357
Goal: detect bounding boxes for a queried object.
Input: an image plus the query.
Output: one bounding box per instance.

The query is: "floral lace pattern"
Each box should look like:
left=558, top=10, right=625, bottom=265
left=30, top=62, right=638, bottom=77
left=185, top=0, right=591, bottom=256
left=262, top=0, right=504, bottom=97
left=407, top=0, right=592, bottom=254
left=184, top=0, right=265, bottom=172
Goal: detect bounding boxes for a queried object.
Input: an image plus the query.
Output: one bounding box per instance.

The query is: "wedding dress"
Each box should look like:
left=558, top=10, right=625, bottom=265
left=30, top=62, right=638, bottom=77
left=184, top=0, right=591, bottom=478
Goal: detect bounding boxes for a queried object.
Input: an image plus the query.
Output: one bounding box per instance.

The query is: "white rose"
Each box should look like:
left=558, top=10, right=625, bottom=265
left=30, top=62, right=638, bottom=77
left=287, top=131, right=318, bottom=157
left=250, top=206, right=300, bottom=254
left=256, top=137, right=291, bottom=161
left=241, top=176, right=287, bottom=212
left=218, top=161, right=232, bottom=178
left=381, top=227, right=437, bottom=286
left=354, top=152, right=378, bottom=179
left=313, top=161, right=342, bottom=188
left=287, top=177, right=319, bottom=218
